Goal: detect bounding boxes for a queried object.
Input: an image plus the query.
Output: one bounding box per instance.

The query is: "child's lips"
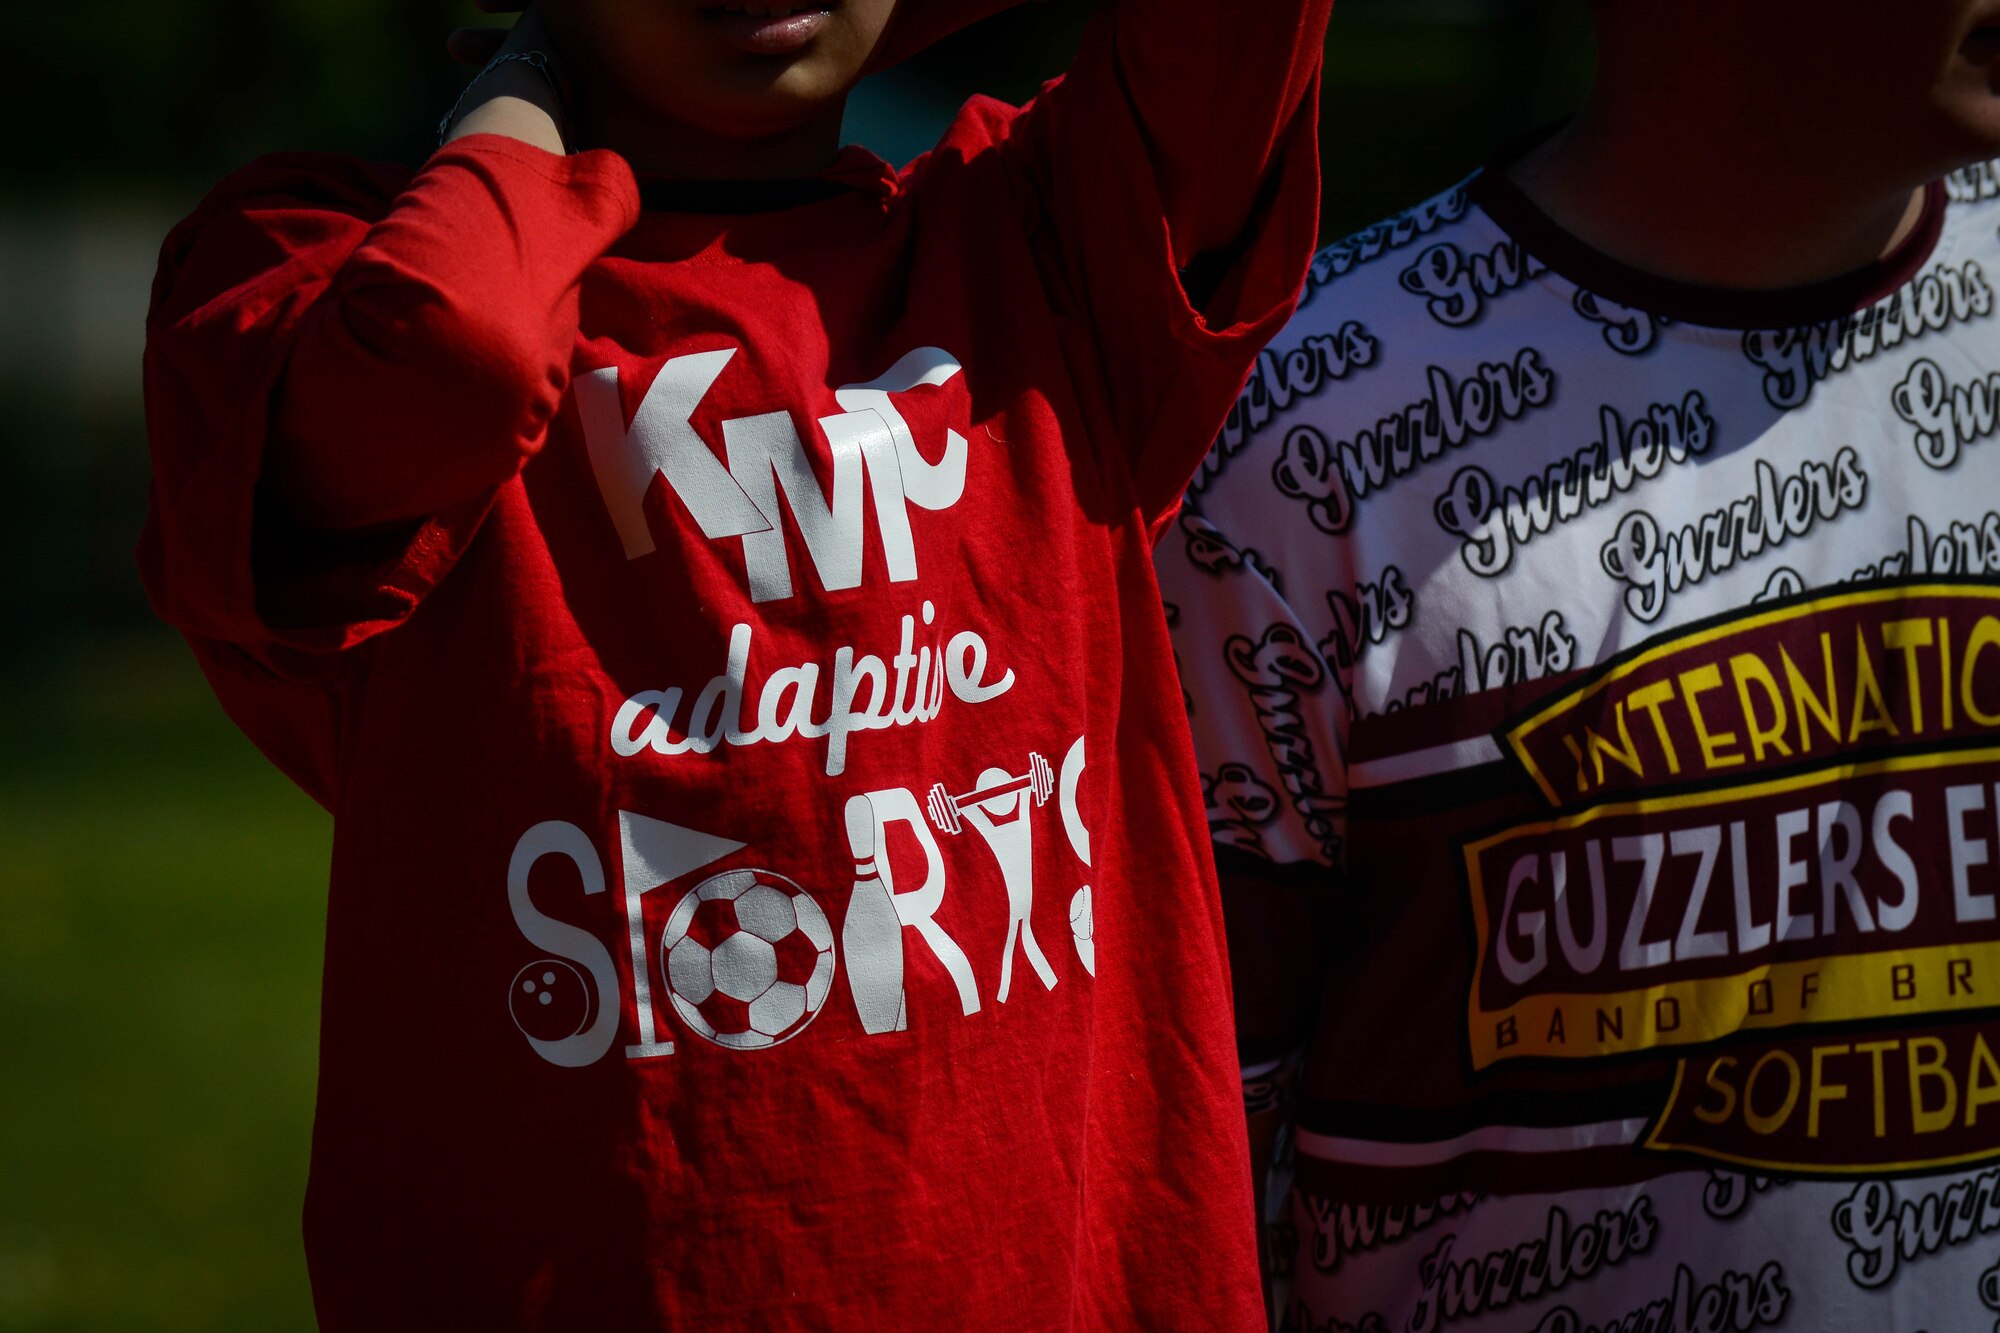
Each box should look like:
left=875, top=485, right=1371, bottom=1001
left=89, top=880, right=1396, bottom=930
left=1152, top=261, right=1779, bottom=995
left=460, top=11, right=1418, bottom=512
left=698, top=3, right=835, bottom=56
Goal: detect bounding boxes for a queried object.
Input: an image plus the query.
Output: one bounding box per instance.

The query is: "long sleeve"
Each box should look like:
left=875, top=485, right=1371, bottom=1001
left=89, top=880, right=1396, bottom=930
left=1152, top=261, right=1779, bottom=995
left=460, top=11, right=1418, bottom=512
left=140, top=136, right=639, bottom=660
left=994, top=0, right=1334, bottom=523
left=138, top=137, right=637, bottom=805
left=1071, top=0, right=1331, bottom=268
left=271, top=136, right=641, bottom=531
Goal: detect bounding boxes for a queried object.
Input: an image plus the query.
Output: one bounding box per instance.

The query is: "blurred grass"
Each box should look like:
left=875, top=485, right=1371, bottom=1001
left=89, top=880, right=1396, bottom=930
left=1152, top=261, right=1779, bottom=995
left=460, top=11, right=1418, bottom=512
left=0, top=631, right=329, bottom=1332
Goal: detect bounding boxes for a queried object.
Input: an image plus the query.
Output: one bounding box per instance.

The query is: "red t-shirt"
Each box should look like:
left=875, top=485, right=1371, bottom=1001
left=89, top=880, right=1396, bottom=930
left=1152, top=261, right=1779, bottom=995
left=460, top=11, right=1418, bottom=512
left=139, top=5, right=1325, bottom=1329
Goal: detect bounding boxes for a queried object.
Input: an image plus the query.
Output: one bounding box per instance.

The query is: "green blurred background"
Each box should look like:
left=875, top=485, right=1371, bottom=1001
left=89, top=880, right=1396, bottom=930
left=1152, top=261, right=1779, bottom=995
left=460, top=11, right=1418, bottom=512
left=0, top=3, right=1588, bottom=1328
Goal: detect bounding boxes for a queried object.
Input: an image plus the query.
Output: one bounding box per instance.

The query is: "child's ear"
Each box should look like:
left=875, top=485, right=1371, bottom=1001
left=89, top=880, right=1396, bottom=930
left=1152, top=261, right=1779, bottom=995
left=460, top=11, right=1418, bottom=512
left=866, top=0, right=1043, bottom=73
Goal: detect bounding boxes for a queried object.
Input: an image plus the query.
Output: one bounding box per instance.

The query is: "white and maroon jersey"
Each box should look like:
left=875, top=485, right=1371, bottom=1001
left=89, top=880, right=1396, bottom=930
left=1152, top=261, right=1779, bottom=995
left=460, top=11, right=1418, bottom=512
left=1160, top=161, right=2000, bottom=1332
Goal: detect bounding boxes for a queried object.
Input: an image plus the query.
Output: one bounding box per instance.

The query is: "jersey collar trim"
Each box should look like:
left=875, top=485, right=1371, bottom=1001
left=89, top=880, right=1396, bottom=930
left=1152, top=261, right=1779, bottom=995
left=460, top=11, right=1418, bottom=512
left=1469, top=166, right=1948, bottom=332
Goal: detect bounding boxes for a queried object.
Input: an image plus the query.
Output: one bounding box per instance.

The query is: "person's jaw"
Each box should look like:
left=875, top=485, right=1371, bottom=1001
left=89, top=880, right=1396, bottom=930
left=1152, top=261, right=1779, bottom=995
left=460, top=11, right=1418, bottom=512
left=545, top=0, right=894, bottom=175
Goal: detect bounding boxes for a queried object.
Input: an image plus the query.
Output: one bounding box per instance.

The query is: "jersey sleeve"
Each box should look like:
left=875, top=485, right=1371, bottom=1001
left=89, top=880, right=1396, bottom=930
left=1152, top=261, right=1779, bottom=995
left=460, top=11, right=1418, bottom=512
left=137, top=138, right=638, bottom=802
left=999, top=0, right=1331, bottom=526
left=1156, top=505, right=1349, bottom=871
left=1162, top=502, right=1343, bottom=1062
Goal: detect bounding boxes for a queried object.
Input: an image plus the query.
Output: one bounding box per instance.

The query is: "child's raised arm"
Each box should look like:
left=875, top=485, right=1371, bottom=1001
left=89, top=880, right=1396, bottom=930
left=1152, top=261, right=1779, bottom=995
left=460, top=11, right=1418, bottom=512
left=264, top=6, right=584, bottom=536
left=264, top=145, right=631, bottom=534
left=993, top=0, right=1334, bottom=522
left=1081, top=0, right=1331, bottom=269
left=267, top=11, right=617, bottom=533
left=141, top=22, right=638, bottom=662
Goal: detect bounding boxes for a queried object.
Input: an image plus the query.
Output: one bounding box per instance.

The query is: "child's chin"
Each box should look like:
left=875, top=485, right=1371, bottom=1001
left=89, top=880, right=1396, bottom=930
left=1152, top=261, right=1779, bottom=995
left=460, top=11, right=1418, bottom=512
left=661, top=69, right=854, bottom=138
left=694, top=59, right=857, bottom=119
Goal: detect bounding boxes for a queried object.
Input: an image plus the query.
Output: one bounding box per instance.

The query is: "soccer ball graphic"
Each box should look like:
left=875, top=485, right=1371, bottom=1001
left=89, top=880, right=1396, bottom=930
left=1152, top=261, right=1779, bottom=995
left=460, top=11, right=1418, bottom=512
left=660, top=869, right=835, bottom=1049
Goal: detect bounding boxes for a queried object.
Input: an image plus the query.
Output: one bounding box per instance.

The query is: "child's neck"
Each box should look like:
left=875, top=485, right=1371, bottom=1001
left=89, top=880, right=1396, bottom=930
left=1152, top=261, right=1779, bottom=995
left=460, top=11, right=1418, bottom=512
left=1510, top=76, right=1928, bottom=295
left=585, top=101, right=849, bottom=181
left=1512, top=18, right=1936, bottom=294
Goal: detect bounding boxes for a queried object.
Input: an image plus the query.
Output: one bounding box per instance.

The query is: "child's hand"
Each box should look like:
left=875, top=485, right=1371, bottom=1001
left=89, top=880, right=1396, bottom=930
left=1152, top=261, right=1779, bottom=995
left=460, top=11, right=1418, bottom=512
left=441, top=2, right=571, bottom=156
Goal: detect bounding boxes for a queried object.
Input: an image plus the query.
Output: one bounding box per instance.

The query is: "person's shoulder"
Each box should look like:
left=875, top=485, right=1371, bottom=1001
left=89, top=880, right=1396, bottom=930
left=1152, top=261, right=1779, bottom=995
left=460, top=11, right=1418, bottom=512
left=885, top=90, right=1047, bottom=211
left=1297, top=174, right=1485, bottom=318
left=1228, top=173, right=1500, bottom=414
left=1184, top=174, right=1520, bottom=508
left=909, top=90, right=1040, bottom=169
